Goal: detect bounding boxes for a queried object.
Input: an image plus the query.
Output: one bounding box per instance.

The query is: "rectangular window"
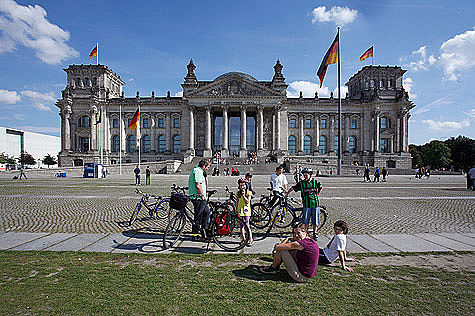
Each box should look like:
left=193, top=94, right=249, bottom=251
left=112, top=118, right=119, bottom=128
left=351, top=119, right=357, bottom=129
left=290, top=119, right=296, bottom=129
left=305, top=119, right=311, bottom=129
left=380, top=139, right=391, bottom=153
left=173, top=118, right=180, bottom=128
left=320, top=119, right=327, bottom=129
left=143, top=118, right=149, bottom=128
left=158, top=118, right=164, bottom=128
left=335, top=119, right=339, bottom=129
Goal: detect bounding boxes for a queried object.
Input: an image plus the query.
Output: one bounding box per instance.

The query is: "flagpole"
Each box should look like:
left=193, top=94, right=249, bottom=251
left=138, top=105, right=141, bottom=169
left=96, top=43, right=99, bottom=65
left=100, top=104, right=103, bottom=164
left=119, top=104, right=122, bottom=175
left=337, top=27, right=342, bottom=176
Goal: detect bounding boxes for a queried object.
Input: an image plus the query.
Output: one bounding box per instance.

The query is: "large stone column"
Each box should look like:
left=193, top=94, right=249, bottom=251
left=360, top=114, right=365, bottom=154
left=272, top=111, right=276, bottom=151
left=314, top=114, right=320, bottom=154
left=240, top=105, right=247, bottom=157
left=403, top=114, right=408, bottom=152
left=298, top=114, right=304, bottom=154
left=375, top=113, right=380, bottom=152
left=344, top=116, right=350, bottom=153
left=222, top=105, right=229, bottom=157
left=90, top=105, right=97, bottom=151
left=204, top=106, right=212, bottom=157
left=275, top=107, right=281, bottom=151
left=329, top=116, right=335, bottom=154
left=166, top=112, right=172, bottom=152
left=62, top=105, right=72, bottom=151
left=396, top=117, right=401, bottom=152
left=257, top=105, right=264, bottom=153
left=121, top=114, right=126, bottom=152
left=189, top=107, right=195, bottom=150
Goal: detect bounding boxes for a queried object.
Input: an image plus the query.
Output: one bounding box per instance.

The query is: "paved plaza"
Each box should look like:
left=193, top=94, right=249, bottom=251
left=0, top=173, right=474, bottom=254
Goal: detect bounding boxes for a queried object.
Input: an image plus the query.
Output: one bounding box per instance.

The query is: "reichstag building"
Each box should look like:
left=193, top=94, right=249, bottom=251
left=56, top=60, right=414, bottom=168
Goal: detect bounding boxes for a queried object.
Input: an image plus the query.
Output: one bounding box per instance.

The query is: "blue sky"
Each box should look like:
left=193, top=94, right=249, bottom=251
left=0, top=0, right=474, bottom=144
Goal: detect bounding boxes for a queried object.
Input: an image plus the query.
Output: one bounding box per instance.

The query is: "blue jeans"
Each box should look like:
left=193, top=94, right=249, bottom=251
left=301, top=207, right=320, bottom=226
left=146, top=175, right=150, bottom=185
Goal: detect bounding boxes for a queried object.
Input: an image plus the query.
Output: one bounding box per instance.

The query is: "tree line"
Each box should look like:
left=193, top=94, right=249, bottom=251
left=0, top=152, right=57, bottom=168
left=409, top=135, right=475, bottom=171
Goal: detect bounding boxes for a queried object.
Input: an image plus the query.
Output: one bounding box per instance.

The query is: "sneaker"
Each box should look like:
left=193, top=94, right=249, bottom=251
left=259, top=265, right=280, bottom=274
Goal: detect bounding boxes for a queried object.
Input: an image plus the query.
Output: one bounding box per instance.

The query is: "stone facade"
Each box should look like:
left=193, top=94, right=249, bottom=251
left=56, top=61, right=414, bottom=169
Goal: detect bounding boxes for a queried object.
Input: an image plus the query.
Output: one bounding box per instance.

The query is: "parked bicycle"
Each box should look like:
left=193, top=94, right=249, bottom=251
left=225, top=186, right=269, bottom=229
left=163, top=186, right=250, bottom=251
left=129, top=189, right=171, bottom=226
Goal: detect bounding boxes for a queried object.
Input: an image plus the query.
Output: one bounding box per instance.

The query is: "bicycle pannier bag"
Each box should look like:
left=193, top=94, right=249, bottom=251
left=215, top=213, right=231, bottom=235
left=170, top=193, right=189, bottom=210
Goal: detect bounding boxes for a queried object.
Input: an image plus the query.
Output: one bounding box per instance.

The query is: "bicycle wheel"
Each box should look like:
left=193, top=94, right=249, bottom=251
left=272, top=204, right=296, bottom=229
left=212, top=212, right=249, bottom=251
left=162, top=213, right=186, bottom=249
left=129, top=204, right=141, bottom=226
left=250, top=203, right=271, bottom=229
left=316, top=206, right=328, bottom=231
left=155, top=198, right=171, bottom=220
left=222, top=201, right=236, bottom=213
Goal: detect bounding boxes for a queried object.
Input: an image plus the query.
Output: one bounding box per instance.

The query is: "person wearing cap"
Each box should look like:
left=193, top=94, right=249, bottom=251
left=286, top=167, right=322, bottom=239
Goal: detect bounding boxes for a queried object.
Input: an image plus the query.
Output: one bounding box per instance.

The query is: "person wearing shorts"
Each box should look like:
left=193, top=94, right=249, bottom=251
left=259, top=224, right=319, bottom=282
left=236, top=178, right=253, bottom=246
left=286, top=167, right=322, bottom=239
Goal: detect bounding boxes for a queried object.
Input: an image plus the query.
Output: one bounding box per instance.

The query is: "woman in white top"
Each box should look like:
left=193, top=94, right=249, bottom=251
left=318, top=220, right=354, bottom=272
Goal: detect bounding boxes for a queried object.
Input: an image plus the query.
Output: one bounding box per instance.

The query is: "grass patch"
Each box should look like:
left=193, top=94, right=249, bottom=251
left=0, top=251, right=474, bottom=315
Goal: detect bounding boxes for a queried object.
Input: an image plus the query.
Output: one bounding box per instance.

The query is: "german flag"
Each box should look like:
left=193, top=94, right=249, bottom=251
left=360, top=46, right=374, bottom=61
left=317, top=33, right=339, bottom=87
left=128, top=108, right=140, bottom=131
left=89, top=45, right=98, bottom=59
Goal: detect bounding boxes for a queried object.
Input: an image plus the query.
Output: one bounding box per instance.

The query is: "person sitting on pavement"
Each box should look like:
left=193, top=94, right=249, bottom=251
left=286, top=167, right=322, bottom=239
left=236, top=178, right=254, bottom=246
left=260, top=224, right=319, bottom=282
left=318, top=220, right=354, bottom=272
left=269, top=165, right=288, bottom=208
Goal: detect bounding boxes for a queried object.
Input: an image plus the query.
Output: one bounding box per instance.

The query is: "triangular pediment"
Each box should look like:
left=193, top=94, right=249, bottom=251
left=187, top=73, right=282, bottom=97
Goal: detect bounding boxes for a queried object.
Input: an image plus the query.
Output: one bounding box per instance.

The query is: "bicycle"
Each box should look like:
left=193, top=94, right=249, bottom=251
left=163, top=187, right=250, bottom=252
left=226, top=186, right=270, bottom=229
left=128, top=189, right=171, bottom=226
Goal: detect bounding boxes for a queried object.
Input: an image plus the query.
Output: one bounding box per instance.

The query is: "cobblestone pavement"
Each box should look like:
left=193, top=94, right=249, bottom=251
left=0, top=174, right=473, bottom=236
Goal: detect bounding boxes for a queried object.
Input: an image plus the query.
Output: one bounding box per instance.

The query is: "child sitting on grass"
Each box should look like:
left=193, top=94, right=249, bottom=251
left=236, top=178, right=254, bottom=246
left=318, top=220, right=354, bottom=272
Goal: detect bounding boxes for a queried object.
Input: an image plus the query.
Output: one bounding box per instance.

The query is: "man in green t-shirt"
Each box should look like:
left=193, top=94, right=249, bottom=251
left=188, top=159, right=211, bottom=241
left=286, top=167, right=322, bottom=239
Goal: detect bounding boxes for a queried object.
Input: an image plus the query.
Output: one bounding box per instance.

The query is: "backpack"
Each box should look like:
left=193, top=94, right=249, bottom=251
left=215, top=213, right=231, bottom=235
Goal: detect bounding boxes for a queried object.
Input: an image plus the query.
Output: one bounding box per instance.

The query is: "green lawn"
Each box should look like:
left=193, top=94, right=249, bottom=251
left=0, top=251, right=473, bottom=316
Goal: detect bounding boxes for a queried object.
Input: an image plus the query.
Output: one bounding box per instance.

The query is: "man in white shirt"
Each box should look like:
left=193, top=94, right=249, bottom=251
left=269, top=166, right=288, bottom=208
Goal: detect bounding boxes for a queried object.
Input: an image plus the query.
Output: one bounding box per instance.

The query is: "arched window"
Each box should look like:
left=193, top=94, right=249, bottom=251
left=78, top=116, right=90, bottom=128
left=349, top=136, right=357, bottom=153
left=158, top=135, right=166, bottom=153
left=111, top=135, right=120, bottom=152
left=173, top=135, right=181, bottom=153
left=92, top=77, right=97, bottom=86
left=304, top=136, right=312, bottom=154
left=380, top=117, right=391, bottom=129
left=318, top=136, right=327, bottom=154
left=288, top=135, right=296, bottom=154
left=142, top=135, right=151, bottom=153
left=334, top=136, right=339, bottom=153
left=126, top=135, right=136, bottom=153
left=84, top=77, right=90, bottom=87
left=75, top=78, right=81, bottom=87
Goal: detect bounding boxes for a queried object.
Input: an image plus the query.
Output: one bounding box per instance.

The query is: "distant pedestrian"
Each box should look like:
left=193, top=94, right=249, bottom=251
left=364, top=166, right=371, bottom=182
left=373, top=167, right=380, bottom=182
left=134, top=164, right=141, bottom=185
left=145, top=166, right=151, bottom=185
left=381, top=167, right=388, bottom=182
left=469, top=166, right=475, bottom=191
left=19, top=167, right=28, bottom=179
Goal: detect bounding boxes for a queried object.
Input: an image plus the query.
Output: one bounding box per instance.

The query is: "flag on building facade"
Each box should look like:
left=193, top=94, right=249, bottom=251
left=317, top=33, right=339, bottom=87
left=360, top=46, right=374, bottom=61
left=128, top=108, right=140, bottom=131
left=89, top=45, right=98, bottom=59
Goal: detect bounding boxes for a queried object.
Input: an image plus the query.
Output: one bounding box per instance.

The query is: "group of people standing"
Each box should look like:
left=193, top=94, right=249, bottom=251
left=363, top=166, right=388, bottom=182
left=133, top=165, right=152, bottom=185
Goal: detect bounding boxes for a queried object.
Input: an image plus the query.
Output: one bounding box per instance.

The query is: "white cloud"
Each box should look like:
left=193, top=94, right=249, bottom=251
left=174, top=91, right=183, bottom=97
left=439, top=28, right=475, bottom=81
left=0, top=88, right=21, bottom=103
left=464, top=109, right=475, bottom=120
left=404, top=46, right=436, bottom=71
left=310, top=6, right=358, bottom=26
left=20, top=90, right=56, bottom=111
left=0, top=0, right=79, bottom=64
left=286, top=81, right=330, bottom=98
left=422, top=119, right=470, bottom=131
left=412, top=95, right=454, bottom=116
left=402, top=77, right=417, bottom=100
